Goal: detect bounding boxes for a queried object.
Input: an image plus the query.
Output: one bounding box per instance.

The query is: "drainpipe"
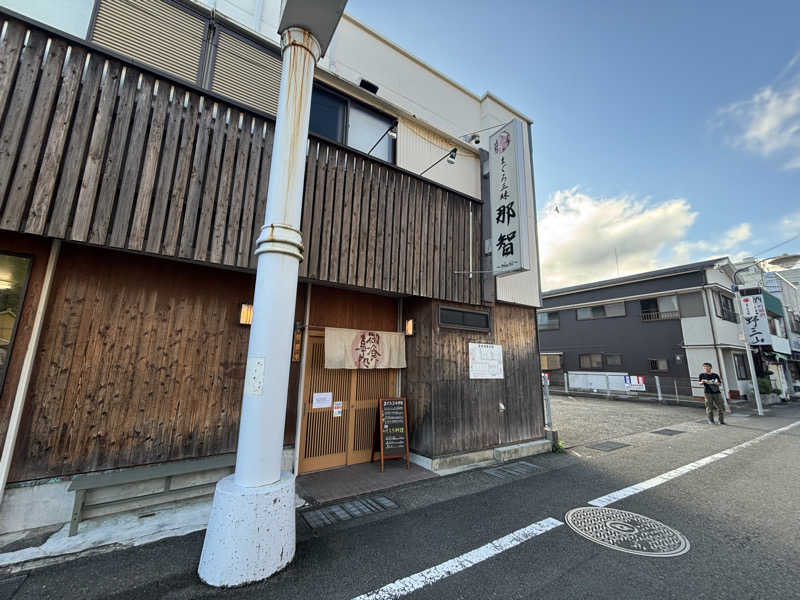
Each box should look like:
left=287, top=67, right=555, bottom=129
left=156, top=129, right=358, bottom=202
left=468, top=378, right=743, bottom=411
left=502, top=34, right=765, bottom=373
left=701, top=286, right=731, bottom=412
left=0, top=239, right=60, bottom=506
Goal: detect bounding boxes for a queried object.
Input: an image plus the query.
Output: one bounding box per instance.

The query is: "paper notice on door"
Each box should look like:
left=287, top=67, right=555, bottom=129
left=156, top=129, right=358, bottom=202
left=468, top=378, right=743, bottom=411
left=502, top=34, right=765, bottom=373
left=312, top=392, right=333, bottom=409
left=332, top=400, right=343, bottom=417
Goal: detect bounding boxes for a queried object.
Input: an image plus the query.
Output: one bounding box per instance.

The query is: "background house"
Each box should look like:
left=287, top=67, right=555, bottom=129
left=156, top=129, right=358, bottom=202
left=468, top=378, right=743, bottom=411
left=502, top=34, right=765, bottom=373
left=538, top=259, right=756, bottom=402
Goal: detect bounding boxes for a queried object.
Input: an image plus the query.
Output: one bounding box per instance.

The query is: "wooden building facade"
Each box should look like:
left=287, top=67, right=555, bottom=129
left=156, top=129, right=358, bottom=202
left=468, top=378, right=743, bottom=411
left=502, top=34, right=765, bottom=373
left=0, top=9, right=544, bottom=527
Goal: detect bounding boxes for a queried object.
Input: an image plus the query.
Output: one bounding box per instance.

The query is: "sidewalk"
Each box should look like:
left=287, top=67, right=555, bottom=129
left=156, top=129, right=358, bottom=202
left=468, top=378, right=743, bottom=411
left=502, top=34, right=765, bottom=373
left=3, top=404, right=799, bottom=599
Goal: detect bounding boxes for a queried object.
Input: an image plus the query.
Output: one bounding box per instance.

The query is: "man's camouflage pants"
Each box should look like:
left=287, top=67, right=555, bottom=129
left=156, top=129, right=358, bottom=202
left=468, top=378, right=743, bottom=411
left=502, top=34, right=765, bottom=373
left=704, top=391, right=725, bottom=423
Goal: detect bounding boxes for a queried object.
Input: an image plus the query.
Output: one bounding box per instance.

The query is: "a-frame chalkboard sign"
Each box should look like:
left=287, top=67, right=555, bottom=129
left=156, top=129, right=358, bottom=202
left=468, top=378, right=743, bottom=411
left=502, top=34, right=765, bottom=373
left=377, top=397, right=409, bottom=472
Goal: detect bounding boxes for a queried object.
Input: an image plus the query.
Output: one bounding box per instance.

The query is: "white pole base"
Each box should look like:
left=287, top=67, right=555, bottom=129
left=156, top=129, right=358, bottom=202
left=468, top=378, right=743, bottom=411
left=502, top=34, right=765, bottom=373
left=198, top=472, right=295, bottom=587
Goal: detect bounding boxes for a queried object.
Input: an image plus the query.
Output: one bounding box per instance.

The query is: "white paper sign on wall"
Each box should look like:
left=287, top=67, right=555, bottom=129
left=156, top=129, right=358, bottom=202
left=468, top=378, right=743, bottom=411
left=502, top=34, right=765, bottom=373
left=312, top=392, right=333, bottom=409
left=469, top=343, right=504, bottom=379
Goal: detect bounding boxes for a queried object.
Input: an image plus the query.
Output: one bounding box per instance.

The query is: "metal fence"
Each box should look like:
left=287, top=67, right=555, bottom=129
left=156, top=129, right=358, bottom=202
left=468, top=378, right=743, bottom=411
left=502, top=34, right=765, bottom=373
left=544, top=371, right=703, bottom=404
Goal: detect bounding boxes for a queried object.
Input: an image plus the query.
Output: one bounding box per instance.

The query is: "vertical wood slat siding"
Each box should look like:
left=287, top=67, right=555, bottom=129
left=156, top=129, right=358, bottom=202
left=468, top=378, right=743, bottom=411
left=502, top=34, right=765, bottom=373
left=0, top=15, right=481, bottom=304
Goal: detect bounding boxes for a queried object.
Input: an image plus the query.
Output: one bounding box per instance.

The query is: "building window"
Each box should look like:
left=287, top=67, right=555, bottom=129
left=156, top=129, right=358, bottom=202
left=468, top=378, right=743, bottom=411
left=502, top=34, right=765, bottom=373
left=0, top=253, right=32, bottom=392
left=712, top=291, right=739, bottom=323
left=768, top=315, right=786, bottom=337
left=606, top=354, right=623, bottom=368
left=309, top=85, right=396, bottom=163
left=648, top=358, right=668, bottom=372
left=541, top=353, right=562, bottom=370
left=641, top=295, right=680, bottom=321
left=576, top=302, right=625, bottom=320
left=733, top=354, right=749, bottom=380
left=309, top=86, right=347, bottom=144
left=790, top=314, right=800, bottom=334
left=347, top=103, right=395, bottom=163
left=438, top=306, right=490, bottom=331
left=579, top=353, right=603, bottom=369
left=537, top=311, right=560, bottom=331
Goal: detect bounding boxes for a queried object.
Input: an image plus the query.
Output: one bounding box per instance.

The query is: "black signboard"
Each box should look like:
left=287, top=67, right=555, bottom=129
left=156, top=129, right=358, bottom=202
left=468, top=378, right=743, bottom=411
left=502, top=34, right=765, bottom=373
left=378, top=397, right=409, bottom=471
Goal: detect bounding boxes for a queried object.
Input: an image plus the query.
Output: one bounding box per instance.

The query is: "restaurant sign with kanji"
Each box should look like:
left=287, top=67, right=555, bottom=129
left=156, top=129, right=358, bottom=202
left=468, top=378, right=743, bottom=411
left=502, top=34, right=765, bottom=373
left=489, top=118, right=531, bottom=276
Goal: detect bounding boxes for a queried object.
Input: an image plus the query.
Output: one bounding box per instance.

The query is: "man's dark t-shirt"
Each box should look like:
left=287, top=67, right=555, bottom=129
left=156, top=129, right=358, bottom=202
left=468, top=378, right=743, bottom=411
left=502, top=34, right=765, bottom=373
left=699, top=372, right=721, bottom=394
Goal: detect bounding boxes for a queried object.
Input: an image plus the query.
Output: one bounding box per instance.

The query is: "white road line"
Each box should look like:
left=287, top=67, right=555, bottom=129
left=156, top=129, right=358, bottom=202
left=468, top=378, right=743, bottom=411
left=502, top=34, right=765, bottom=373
left=351, top=517, right=563, bottom=600
left=589, top=419, right=800, bottom=507
left=352, top=418, right=800, bottom=600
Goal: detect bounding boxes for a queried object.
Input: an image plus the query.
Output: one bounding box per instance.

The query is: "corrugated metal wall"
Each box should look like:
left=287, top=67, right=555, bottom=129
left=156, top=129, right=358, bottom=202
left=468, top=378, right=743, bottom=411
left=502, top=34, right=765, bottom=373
left=211, top=29, right=281, bottom=116
left=91, top=0, right=207, bottom=83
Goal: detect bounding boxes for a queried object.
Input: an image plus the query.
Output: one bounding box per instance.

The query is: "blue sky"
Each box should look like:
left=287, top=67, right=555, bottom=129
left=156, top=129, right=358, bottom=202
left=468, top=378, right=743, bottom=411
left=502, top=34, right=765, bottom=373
left=345, top=0, right=800, bottom=288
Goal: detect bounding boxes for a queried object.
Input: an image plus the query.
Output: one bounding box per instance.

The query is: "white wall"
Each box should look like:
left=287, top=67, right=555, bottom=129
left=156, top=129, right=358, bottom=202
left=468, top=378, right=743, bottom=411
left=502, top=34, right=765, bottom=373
left=0, top=0, right=94, bottom=37
left=329, top=16, right=483, bottom=140
left=712, top=316, right=743, bottom=347
left=397, top=119, right=480, bottom=198
left=704, top=265, right=733, bottom=288
left=680, top=316, right=712, bottom=346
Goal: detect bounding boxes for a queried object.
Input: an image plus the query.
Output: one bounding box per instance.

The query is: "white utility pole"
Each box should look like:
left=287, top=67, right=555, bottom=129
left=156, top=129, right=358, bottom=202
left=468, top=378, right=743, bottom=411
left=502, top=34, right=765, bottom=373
left=199, top=1, right=346, bottom=587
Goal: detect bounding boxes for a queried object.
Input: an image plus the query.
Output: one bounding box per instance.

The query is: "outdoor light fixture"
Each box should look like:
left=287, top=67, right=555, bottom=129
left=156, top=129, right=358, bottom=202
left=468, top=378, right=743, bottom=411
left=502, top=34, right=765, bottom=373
left=404, top=318, right=415, bottom=336
left=367, top=120, right=398, bottom=155
left=239, top=303, right=253, bottom=326
left=420, top=147, right=458, bottom=176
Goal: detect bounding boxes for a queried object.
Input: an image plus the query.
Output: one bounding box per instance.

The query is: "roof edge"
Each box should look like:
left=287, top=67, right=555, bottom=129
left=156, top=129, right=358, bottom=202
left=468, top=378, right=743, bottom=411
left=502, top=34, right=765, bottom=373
left=543, top=258, right=729, bottom=298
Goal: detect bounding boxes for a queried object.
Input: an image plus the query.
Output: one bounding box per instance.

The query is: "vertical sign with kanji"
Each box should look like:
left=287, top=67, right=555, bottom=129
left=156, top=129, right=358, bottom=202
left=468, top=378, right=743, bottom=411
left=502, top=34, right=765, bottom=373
left=489, top=119, right=531, bottom=275
left=740, top=294, right=770, bottom=345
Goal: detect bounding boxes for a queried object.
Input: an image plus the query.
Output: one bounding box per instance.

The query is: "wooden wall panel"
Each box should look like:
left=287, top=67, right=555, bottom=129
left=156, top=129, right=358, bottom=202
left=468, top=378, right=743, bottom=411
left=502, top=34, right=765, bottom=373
left=402, top=298, right=434, bottom=456
left=403, top=299, right=544, bottom=458
left=494, top=303, right=544, bottom=444
left=0, top=13, right=484, bottom=306
left=7, top=244, right=308, bottom=481
left=308, top=285, right=397, bottom=331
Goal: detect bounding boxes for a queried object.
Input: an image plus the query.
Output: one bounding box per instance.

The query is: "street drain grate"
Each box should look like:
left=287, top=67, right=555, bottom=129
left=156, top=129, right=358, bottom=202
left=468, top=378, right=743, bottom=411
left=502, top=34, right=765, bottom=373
left=302, top=496, right=398, bottom=529
left=565, top=507, right=690, bottom=557
left=484, top=461, right=542, bottom=479
left=651, top=428, right=684, bottom=436
left=587, top=441, right=631, bottom=452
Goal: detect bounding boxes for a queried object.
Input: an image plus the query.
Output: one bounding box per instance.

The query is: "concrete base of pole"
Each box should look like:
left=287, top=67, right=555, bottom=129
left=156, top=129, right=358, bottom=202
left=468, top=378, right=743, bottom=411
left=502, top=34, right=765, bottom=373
left=198, top=472, right=295, bottom=587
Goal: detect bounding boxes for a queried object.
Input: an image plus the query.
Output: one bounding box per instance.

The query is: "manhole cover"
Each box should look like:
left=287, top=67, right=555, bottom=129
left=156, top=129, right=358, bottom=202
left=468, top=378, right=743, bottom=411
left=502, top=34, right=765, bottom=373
left=587, top=441, right=631, bottom=452
left=651, top=428, right=684, bottom=436
left=565, top=507, right=690, bottom=557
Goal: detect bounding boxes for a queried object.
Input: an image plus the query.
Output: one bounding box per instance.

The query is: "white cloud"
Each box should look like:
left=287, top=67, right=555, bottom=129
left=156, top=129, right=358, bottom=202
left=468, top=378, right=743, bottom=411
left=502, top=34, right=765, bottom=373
left=717, top=51, right=800, bottom=169
left=672, top=222, right=753, bottom=264
left=780, top=209, right=800, bottom=234
left=538, top=188, right=753, bottom=290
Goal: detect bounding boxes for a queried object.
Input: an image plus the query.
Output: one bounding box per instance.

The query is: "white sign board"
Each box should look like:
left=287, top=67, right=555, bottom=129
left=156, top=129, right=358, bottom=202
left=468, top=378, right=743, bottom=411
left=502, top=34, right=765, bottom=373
left=312, top=392, right=333, bottom=409
left=332, top=400, right=343, bottom=417
left=762, top=272, right=782, bottom=295
left=624, top=375, right=646, bottom=391
left=489, top=119, right=531, bottom=275
left=469, top=343, right=504, bottom=379
left=740, top=294, right=769, bottom=346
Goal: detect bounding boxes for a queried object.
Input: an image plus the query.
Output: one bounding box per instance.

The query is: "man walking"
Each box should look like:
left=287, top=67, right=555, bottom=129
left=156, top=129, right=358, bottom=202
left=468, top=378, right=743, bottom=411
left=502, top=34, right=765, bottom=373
left=699, top=362, right=725, bottom=425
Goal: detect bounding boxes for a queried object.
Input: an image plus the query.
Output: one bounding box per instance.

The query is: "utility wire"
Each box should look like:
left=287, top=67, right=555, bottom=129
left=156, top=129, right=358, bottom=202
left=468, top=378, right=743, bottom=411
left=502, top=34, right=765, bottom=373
left=752, top=232, right=800, bottom=258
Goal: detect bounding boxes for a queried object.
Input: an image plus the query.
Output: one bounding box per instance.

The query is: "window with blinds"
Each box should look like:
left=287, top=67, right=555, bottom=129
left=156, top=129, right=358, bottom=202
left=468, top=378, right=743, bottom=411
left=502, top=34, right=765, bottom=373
left=211, top=29, right=282, bottom=117
left=91, top=0, right=207, bottom=83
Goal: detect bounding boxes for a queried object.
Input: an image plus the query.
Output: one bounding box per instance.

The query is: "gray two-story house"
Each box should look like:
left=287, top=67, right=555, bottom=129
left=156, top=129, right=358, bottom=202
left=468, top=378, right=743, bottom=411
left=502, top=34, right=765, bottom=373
left=538, top=259, right=754, bottom=401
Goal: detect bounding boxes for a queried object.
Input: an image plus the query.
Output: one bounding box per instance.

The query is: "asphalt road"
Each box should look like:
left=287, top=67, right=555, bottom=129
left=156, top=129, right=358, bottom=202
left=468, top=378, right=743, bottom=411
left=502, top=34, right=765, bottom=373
left=5, top=403, right=800, bottom=600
